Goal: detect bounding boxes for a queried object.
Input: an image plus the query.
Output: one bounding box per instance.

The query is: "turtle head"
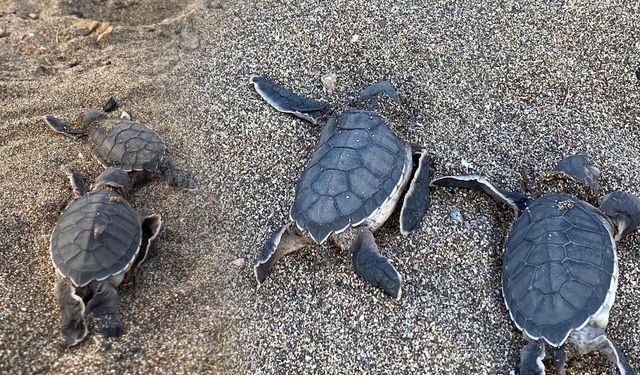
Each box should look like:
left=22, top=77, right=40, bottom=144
left=600, top=191, right=640, bottom=241
left=80, top=109, right=107, bottom=130
left=93, top=168, right=131, bottom=193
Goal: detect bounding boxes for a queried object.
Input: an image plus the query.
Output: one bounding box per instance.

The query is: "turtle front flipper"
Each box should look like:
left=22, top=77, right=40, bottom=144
left=553, top=154, right=600, bottom=193
left=60, top=166, right=86, bottom=199
left=431, top=174, right=530, bottom=217
left=520, top=341, right=546, bottom=375
left=355, top=80, right=399, bottom=110
left=600, top=191, right=640, bottom=241
left=249, top=74, right=330, bottom=124
left=159, top=162, right=197, bottom=190
left=43, top=115, right=84, bottom=138
left=54, top=275, right=88, bottom=346
left=350, top=227, right=402, bottom=299
left=122, top=214, right=163, bottom=287
left=254, top=224, right=313, bottom=285
left=400, top=148, right=431, bottom=235
left=86, top=281, right=123, bottom=338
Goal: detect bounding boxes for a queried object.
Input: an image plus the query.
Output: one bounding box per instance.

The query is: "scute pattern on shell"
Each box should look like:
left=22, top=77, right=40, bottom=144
left=50, top=190, right=142, bottom=287
left=290, top=110, right=408, bottom=243
left=90, top=120, right=165, bottom=172
left=502, top=193, right=615, bottom=346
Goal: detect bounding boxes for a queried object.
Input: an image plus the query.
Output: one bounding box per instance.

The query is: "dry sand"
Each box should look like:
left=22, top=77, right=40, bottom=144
left=2, top=0, right=640, bottom=373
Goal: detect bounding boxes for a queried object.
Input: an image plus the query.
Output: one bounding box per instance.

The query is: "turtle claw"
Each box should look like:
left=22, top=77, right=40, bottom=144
left=43, top=115, right=83, bottom=138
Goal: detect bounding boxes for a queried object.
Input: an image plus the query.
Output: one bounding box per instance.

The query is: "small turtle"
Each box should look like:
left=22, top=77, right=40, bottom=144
left=51, top=167, right=162, bottom=346
left=432, top=155, right=640, bottom=374
left=250, top=75, right=432, bottom=299
left=43, top=109, right=195, bottom=189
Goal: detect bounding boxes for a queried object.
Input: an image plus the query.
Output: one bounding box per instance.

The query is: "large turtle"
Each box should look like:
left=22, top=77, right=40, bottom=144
left=51, top=166, right=162, bottom=346
left=431, top=155, right=639, bottom=374
left=43, top=109, right=195, bottom=189
left=250, top=75, right=432, bottom=299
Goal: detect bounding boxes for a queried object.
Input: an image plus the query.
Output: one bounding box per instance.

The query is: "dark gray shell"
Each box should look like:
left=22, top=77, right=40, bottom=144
left=50, top=190, right=142, bottom=287
left=89, top=120, right=165, bottom=172
left=503, top=193, right=615, bottom=346
left=289, top=110, right=409, bottom=243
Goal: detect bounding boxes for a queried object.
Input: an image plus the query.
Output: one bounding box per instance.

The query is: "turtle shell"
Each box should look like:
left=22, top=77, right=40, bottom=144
left=89, top=119, right=165, bottom=172
left=289, top=110, right=410, bottom=244
left=50, top=190, right=142, bottom=287
left=502, top=193, right=616, bottom=346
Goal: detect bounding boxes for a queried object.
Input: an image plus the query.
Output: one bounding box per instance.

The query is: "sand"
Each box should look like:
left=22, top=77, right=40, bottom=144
left=1, top=0, right=640, bottom=373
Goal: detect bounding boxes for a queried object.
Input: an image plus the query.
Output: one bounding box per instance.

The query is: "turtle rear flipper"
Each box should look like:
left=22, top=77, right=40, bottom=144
left=571, top=326, right=635, bottom=375
left=54, top=276, right=87, bottom=346
left=400, top=148, right=431, bottom=235
left=520, top=341, right=546, bottom=375
left=43, top=115, right=83, bottom=138
left=351, top=227, right=401, bottom=300
left=254, top=224, right=312, bottom=285
left=86, top=281, right=123, bottom=338
left=431, top=174, right=530, bottom=216
left=249, top=74, right=330, bottom=124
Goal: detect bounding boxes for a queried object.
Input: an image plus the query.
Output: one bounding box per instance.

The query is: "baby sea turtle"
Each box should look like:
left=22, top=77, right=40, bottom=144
left=432, top=155, right=639, bottom=374
left=250, top=75, right=432, bottom=299
left=43, top=109, right=195, bottom=189
left=51, top=167, right=162, bottom=346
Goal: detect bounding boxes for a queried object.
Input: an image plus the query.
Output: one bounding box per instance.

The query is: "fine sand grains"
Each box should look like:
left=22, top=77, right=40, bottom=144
left=1, top=0, right=640, bottom=373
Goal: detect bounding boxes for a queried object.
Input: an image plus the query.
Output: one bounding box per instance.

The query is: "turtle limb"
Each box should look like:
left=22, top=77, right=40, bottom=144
left=600, top=191, right=640, bottom=241
left=86, top=280, right=123, bottom=338
left=53, top=275, right=88, bottom=346
left=552, top=345, right=567, bottom=375
left=43, top=115, right=84, bottom=138
left=122, top=214, right=163, bottom=287
left=431, top=174, right=531, bottom=217
left=400, top=148, right=432, bottom=235
left=254, top=224, right=313, bottom=285
left=249, top=74, right=330, bottom=125
left=350, top=227, right=402, bottom=299
left=60, top=166, right=85, bottom=199
left=570, top=326, right=635, bottom=375
left=159, top=162, right=197, bottom=190
left=520, top=341, right=546, bottom=375
left=554, top=154, right=600, bottom=193
left=356, top=80, right=399, bottom=110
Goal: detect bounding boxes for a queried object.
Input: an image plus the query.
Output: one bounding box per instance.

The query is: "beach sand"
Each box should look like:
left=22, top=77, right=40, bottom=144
left=1, top=0, right=640, bottom=373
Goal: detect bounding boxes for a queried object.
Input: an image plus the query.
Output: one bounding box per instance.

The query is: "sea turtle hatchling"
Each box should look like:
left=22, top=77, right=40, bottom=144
left=432, top=155, right=639, bottom=374
left=51, top=166, right=162, bottom=346
left=250, top=75, right=432, bottom=299
left=43, top=109, right=195, bottom=189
